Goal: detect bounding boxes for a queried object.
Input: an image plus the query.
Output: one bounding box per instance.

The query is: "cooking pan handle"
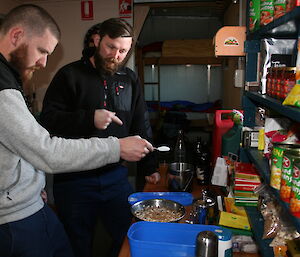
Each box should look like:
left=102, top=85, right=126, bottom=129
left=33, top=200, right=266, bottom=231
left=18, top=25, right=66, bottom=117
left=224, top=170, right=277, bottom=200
left=183, top=173, right=194, bottom=192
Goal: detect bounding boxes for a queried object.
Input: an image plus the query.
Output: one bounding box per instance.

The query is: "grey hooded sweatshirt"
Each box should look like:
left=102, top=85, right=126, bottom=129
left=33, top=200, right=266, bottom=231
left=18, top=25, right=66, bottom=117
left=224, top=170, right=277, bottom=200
left=0, top=54, right=120, bottom=225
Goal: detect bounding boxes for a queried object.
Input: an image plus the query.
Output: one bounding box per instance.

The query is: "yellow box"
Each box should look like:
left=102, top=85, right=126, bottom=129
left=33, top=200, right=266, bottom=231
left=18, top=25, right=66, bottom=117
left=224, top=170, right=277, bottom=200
left=224, top=197, right=247, bottom=217
left=219, top=211, right=251, bottom=231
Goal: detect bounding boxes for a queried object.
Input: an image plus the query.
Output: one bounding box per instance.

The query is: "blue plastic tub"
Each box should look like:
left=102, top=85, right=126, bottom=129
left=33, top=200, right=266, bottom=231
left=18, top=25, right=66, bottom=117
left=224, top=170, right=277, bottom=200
left=128, top=192, right=193, bottom=206
left=127, top=221, right=232, bottom=257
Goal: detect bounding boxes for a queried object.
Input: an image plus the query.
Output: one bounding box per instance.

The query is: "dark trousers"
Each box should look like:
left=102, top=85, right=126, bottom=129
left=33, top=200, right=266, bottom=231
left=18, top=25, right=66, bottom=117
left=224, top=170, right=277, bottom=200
left=53, top=166, right=133, bottom=257
left=0, top=204, right=74, bottom=257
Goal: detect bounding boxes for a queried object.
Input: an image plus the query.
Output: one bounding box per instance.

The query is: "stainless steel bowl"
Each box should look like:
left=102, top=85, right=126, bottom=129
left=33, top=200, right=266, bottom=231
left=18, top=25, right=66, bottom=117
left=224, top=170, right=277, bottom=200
left=131, top=199, right=186, bottom=223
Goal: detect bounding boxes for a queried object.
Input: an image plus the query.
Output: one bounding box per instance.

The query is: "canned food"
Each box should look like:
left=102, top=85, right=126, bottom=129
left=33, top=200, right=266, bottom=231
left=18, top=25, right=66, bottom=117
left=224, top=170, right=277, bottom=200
left=280, top=149, right=300, bottom=202
left=290, top=160, right=300, bottom=217
left=270, top=144, right=290, bottom=190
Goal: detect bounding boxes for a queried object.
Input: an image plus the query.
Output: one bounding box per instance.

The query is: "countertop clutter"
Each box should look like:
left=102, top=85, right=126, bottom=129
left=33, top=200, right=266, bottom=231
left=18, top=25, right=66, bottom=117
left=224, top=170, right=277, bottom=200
left=118, top=165, right=260, bottom=257
left=122, top=4, right=300, bottom=257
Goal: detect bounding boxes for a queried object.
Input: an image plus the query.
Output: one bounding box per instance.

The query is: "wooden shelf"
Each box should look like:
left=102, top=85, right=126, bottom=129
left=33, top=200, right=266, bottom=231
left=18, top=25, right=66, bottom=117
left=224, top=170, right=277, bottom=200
left=142, top=56, right=223, bottom=65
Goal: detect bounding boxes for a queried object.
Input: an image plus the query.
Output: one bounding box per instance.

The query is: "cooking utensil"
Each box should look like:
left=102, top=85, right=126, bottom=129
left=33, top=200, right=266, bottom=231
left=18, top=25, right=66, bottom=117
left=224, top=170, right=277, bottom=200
left=131, top=198, right=185, bottom=223
left=154, top=146, right=170, bottom=152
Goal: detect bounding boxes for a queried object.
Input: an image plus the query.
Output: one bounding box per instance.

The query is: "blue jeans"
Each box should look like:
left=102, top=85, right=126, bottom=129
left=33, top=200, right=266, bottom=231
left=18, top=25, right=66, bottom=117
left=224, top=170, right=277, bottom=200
left=0, top=204, right=74, bottom=257
left=53, top=165, right=133, bottom=257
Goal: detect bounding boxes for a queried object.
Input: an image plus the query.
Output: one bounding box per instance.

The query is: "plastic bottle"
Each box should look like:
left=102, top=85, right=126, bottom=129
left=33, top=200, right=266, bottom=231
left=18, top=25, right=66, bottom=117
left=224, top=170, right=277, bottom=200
left=174, top=129, right=186, bottom=163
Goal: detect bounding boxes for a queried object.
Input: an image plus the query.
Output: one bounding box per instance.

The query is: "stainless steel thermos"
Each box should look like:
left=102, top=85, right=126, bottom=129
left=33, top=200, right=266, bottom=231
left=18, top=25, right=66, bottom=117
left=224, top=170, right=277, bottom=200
left=195, top=230, right=218, bottom=257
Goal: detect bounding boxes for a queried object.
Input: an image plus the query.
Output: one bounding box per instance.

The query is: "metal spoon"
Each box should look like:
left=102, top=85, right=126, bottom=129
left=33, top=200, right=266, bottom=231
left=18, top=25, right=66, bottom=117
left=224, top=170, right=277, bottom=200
left=154, top=146, right=170, bottom=152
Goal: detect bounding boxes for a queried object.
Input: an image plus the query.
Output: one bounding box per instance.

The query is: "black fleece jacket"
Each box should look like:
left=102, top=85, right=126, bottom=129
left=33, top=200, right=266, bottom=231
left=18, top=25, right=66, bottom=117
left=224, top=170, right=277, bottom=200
left=40, top=56, right=158, bottom=177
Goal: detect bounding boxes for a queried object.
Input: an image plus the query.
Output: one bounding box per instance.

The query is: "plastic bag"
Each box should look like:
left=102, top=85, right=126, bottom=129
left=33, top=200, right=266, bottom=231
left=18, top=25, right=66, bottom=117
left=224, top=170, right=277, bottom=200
left=263, top=213, right=281, bottom=239
left=282, top=84, right=300, bottom=108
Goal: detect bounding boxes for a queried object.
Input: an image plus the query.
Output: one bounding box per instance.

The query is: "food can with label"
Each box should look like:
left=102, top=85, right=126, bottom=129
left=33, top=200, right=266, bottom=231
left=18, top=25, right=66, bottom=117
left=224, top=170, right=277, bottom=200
left=270, top=144, right=288, bottom=190
left=290, top=160, right=300, bottom=217
left=280, top=149, right=300, bottom=202
left=270, top=143, right=299, bottom=190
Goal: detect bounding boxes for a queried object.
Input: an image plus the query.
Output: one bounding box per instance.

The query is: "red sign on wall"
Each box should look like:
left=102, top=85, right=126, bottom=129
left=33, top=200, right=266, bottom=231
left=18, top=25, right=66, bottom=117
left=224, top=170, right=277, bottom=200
left=119, top=0, right=132, bottom=18
left=81, top=1, right=93, bottom=20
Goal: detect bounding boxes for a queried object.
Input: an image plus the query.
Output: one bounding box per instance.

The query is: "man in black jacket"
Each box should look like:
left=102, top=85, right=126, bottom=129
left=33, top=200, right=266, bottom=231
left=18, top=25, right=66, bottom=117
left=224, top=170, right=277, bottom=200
left=40, top=18, right=160, bottom=257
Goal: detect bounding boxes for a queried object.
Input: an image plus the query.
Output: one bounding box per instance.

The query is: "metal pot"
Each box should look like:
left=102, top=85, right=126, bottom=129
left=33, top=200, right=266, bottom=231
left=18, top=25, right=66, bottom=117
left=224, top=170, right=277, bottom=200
left=130, top=198, right=186, bottom=223
left=168, top=162, right=194, bottom=192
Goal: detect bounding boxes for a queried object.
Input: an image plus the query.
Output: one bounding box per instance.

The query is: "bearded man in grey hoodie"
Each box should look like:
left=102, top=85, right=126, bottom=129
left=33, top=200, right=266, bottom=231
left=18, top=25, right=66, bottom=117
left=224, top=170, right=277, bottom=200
left=0, top=4, right=153, bottom=257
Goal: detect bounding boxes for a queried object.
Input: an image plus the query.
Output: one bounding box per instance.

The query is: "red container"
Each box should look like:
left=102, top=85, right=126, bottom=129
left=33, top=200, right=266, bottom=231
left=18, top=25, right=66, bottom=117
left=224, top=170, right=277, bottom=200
left=212, top=110, right=234, bottom=166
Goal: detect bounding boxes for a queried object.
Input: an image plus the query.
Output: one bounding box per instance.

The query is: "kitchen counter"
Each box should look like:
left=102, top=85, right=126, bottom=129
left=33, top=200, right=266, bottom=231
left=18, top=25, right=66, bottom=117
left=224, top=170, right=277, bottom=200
left=118, top=165, right=261, bottom=257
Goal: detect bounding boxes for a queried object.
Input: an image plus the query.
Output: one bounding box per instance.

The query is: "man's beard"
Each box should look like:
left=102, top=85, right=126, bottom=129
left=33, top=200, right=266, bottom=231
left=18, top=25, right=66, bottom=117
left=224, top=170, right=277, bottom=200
left=9, top=44, right=38, bottom=83
left=94, top=50, right=121, bottom=76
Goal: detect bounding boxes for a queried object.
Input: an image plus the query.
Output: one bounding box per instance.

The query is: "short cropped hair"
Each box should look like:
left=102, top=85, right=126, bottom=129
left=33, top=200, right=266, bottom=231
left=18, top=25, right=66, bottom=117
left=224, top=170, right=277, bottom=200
left=0, top=4, right=60, bottom=41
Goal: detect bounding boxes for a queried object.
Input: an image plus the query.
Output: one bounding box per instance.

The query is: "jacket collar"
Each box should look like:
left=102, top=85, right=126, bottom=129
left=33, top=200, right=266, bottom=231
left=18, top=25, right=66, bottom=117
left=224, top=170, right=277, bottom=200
left=0, top=53, right=23, bottom=89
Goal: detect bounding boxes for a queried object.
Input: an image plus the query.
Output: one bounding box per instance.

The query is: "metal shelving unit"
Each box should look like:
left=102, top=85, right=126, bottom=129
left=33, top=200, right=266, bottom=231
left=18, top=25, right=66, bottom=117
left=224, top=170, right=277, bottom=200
left=244, top=206, right=273, bottom=256
left=243, top=91, right=300, bottom=127
left=247, top=7, right=300, bottom=40
left=245, top=7, right=300, bottom=83
left=242, top=6, right=300, bottom=257
left=245, top=148, right=300, bottom=232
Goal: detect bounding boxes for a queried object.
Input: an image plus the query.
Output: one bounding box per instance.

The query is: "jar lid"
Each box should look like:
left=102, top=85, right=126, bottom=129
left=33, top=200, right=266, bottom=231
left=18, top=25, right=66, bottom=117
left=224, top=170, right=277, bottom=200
left=193, top=197, right=215, bottom=208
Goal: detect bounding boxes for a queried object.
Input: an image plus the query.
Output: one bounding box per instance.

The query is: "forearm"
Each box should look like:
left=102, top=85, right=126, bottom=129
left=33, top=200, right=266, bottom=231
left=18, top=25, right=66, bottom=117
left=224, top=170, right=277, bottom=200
left=0, top=90, right=120, bottom=173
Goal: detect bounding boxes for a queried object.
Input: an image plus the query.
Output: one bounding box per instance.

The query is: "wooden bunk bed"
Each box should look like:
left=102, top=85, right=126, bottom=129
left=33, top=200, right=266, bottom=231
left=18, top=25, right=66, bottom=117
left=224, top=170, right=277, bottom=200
left=135, top=39, right=223, bottom=129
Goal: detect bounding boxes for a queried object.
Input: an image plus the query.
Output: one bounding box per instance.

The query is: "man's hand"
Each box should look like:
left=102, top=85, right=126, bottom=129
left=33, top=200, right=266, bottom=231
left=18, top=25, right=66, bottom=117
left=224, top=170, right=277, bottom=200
left=94, top=109, right=123, bottom=130
left=145, top=172, right=161, bottom=184
left=119, top=136, right=153, bottom=162
left=41, top=189, right=47, bottom=203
